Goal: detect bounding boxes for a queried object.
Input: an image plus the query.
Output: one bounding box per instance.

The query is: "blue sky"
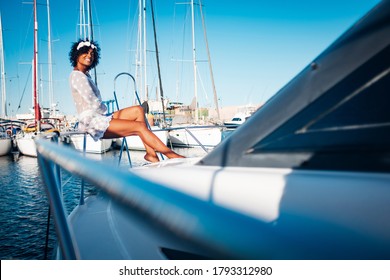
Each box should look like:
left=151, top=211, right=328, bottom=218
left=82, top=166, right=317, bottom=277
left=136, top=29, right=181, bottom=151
left=0, top=0, right=381, bottom=116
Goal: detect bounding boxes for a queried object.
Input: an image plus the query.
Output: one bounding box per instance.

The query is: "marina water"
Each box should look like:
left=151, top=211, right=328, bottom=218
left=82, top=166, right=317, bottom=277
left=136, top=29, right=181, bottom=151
left=0, top=146, right=210, bottom=260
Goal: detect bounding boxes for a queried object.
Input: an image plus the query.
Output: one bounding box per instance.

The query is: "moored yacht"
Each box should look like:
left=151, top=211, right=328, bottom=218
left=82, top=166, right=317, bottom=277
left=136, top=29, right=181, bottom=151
left=224, top=112, right=251, bottom=128
left=37, top=1, right=390, bottom=260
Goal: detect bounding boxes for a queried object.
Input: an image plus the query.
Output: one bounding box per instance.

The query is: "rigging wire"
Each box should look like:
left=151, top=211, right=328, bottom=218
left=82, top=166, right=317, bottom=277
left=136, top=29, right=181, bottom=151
left=88, top=0, right=97, bottom=85
left=16, top=65, right=32, bottom=112
left=20, top=4, right=34, bottom=63
left=150, top=0, right=166, bottom=125
left=198, top=0, right=220, bottom=119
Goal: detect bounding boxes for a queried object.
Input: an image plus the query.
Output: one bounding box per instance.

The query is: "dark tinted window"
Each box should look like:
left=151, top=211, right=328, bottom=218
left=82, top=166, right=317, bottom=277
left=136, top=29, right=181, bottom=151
left=250, top=46, right=390, bottom=172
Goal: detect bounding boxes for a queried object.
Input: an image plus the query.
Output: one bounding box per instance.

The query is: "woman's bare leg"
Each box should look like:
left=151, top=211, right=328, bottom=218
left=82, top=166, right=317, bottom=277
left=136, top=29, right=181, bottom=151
left=112, top=106, right=144, bottom=122
left=105, top=106, right=184, bottom=161
left=111, top=106, right=159, bottom=162
left=103, top=119, right=184, bottom=159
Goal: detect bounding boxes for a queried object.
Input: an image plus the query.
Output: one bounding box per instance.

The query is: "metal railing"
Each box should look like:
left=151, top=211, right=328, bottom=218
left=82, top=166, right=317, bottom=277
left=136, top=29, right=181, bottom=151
left=36, top=138, right=285, bottom=260
left=113, top=72, right=165, bottom=161
left=112, top=72, right=227, bottom=155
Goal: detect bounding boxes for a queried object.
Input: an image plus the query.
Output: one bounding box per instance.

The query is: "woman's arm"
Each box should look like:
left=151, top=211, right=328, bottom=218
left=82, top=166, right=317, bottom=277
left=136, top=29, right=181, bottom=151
left=70, top=71, right=107, bottom=114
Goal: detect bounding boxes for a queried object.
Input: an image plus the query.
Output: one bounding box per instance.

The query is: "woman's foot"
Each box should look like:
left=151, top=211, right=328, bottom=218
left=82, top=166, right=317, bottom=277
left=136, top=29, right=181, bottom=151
left=144, top=154, right=160, bottom=163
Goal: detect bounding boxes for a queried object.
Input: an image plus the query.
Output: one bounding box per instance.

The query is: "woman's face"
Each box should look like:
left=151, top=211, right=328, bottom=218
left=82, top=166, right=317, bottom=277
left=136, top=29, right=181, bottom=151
left=77, top=48, right=95, bottom=68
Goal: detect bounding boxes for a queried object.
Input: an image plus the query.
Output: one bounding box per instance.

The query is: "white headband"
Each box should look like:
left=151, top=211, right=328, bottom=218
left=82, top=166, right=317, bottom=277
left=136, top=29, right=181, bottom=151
left=76, top=41, right=96, bottom=50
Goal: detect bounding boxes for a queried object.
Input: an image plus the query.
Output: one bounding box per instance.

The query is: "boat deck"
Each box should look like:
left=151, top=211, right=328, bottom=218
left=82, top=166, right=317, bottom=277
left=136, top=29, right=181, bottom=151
left=68, top=193, right=208, bottom=260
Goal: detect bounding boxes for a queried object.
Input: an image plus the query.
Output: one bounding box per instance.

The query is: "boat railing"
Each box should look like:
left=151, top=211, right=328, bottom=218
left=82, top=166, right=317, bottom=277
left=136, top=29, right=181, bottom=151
left=112, top=72, right=229, bottom=155
left=36, top=129, right=132, bottom=259
left=113, top=72, right=166, bottom=161
left=36, top=138, right=270, bottom=259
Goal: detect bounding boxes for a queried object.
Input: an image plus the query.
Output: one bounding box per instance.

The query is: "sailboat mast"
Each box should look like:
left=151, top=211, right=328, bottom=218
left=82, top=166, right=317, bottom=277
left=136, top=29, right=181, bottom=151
left=87, top=0, right=92, bottom=40
left=0, top=13, right=7, bottom=117
left=87, top=0, right=98, bottom=85
left=190, top=0, right=198, bottom=123
left=150, top=0, right=167, bottom=125
left=46, top=0, right=54, bottom=116
left=33, top=0, right=41, bottom=130
left=142, top=0, right=148, bottom=100
left=79, top=0, right=85, bottom=39
left=199, top=0, right=220, bottom=120
left=134, top=0, right=142, bottom=104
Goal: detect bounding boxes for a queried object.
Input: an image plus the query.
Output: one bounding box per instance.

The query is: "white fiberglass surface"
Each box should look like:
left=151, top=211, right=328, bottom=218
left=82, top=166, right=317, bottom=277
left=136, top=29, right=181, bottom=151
left=134, top=165, right=390, bottom=242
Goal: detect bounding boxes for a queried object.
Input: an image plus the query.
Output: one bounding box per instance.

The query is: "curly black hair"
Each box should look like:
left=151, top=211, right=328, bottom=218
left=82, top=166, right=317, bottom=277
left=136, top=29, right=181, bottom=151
left=69, top=39, right=101, bottom=70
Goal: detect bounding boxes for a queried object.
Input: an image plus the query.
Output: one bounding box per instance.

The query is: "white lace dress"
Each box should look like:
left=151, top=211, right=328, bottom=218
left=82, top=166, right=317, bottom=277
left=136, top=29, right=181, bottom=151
left=69, top=70, right=112, bottom=141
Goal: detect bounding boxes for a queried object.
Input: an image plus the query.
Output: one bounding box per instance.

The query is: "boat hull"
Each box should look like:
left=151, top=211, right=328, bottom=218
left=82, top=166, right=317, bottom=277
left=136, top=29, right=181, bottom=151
left=16, top=134, right=37, bottom=157
left=62, top=158, right=390, bottom=259
left=168, top=126, right=222, bottom=147
left=69, top=134, right=112, bottom=154
left=0, top=138, right=12, bottom=156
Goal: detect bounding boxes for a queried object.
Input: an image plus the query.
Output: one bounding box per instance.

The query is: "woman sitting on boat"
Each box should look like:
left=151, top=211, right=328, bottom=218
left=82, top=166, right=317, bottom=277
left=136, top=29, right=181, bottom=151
left=68, top=39, right=184, bottom=162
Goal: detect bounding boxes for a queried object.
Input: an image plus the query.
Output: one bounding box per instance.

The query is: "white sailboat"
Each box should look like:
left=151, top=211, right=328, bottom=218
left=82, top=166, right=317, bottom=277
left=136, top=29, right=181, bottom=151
left=16, top=0, right=60, bottom=157
left=168, top=0, right=222, bottom=148
left=15, top=0, right=42, bottom=157
left=0, top=13, right=12, bottom=156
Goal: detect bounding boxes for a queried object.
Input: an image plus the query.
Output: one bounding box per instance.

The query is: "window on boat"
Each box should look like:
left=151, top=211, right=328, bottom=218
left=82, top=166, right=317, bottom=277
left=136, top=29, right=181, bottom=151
left=250, top=46, right=390, bottom=172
